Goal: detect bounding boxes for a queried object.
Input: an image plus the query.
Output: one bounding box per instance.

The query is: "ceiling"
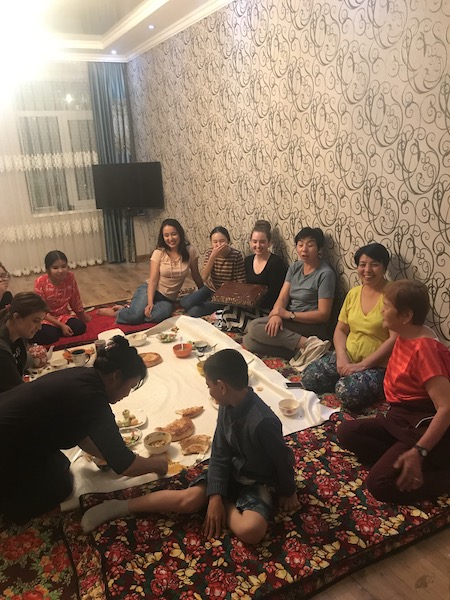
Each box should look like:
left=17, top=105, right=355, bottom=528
left=42, top=0, right=233, bottom=62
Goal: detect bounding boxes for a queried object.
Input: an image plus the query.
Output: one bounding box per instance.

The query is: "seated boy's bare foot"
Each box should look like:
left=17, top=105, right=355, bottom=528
left=150, top=455, right=168, bottom=476
left=98, top=305, right=121, bottom=317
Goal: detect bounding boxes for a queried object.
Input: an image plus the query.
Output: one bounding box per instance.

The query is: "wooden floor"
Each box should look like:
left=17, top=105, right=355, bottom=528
left=10, top=261, right=450, bottom=600
left=10, top=259, right=151, bottom=307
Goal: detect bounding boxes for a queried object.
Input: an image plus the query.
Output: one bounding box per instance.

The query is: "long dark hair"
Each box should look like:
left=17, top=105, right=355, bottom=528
left=0, top=292, right=48, bottom=325
left=94, top=335, right=147, bottom=388
left=156, top=219, right=190, bottom=263
left=44, top=250, right=68, bottom=271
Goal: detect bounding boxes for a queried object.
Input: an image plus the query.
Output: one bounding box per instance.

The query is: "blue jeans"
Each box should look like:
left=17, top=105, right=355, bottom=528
left=116, top=284, right=174, bottom=324
left=180, top=285, right=223, bottom=318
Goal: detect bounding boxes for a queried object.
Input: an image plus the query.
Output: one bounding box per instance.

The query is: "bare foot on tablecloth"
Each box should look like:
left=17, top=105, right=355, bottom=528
left=97, top=305, right=123, bottom=317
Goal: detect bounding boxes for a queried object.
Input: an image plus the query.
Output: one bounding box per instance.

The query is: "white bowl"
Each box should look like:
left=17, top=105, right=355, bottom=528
left=144, top=431, right=172, bottom=454
left=279, top=398, right=301, bottom=417
left=128, top=332, right=147, bottom=347
left=50, top=357, right=67, bottom=370
left=193, top=340, right=208, bottom=351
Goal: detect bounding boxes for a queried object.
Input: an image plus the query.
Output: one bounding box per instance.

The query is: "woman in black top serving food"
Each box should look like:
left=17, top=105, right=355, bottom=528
left=0, top=336, right=167, bottom=521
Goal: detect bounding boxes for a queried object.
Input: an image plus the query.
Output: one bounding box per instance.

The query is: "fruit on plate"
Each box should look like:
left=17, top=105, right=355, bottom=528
left=116, top=409, right=139, bottom=428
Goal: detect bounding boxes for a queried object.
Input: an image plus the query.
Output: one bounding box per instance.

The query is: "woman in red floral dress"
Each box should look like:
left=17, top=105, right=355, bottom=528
left=32, top=250, right=91, bottom=345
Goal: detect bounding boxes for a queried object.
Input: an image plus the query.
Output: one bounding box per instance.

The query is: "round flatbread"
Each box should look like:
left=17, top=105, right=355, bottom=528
left=175, top=406, right=204, bottom=418
left=155, top=417, right=195, bottom=441
left=179, top=434, right=211, bottom=455
left=139, top=352, right=163, bottom=368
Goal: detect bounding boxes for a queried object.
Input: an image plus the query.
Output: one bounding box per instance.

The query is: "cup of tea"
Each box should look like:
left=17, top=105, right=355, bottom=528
left=71, top=348, right=89, bottom=366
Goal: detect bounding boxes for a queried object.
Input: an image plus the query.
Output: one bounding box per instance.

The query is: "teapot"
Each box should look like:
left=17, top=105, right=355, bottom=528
left=28, top=344, right=48, bottom=368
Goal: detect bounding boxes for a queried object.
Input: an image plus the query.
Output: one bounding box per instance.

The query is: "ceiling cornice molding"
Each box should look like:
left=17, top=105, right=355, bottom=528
left=102, top=0, right=170, bottom=48
left=57, top=37, right=104, bottom=50
left=53, top=0, right=234, bottom=62
left=126, top=0, right=234, bottom=62
left=55, top=52, right=127, bottom=63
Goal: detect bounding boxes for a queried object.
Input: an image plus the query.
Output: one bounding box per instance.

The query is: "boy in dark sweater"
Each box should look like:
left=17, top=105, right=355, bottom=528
left=82, top=349, right=299, bottom=544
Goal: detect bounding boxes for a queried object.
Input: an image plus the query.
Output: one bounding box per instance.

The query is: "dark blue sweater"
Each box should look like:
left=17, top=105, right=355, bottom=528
left=207, top=388, right=296, bottom=498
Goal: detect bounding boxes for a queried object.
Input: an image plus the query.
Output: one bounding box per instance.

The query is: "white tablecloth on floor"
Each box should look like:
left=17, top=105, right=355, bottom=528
left=60, top=315, right=337, bottom=511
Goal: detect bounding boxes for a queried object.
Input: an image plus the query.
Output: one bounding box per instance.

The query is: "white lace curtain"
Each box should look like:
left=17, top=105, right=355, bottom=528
left=0, top=62, right=106, bottom=276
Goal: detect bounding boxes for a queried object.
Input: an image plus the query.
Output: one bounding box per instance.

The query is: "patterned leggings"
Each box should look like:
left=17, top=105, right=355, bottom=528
left=301, top=351, right=386, bottom=412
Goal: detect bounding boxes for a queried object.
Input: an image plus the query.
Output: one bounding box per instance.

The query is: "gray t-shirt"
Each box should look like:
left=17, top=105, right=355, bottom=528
left=285, top=260, right=336, bottom=312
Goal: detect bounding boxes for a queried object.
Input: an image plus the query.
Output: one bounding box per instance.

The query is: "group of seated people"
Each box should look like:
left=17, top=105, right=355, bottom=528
left=0, top=219, right=449, bottom=545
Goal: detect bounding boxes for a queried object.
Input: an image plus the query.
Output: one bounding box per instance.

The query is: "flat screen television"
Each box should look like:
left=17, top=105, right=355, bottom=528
left=92, top=162, right=164, bottom=210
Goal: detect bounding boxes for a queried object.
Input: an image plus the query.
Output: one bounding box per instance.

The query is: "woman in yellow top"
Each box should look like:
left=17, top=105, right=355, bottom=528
left=301, top=243, right=397, bottom=412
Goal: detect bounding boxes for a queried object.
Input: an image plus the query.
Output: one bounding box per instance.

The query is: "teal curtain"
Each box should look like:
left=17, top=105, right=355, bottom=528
left=88, top=62, right=136, bottom=263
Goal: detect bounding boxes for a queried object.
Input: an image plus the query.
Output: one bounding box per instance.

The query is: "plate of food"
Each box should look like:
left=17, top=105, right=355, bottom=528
left=63, top=347, right=95, bottom=361
left=121, top=429, right=143, bottom=448
left=156, top=332, right=177, bottom=343
left=116, top=408, right=146, bottom=429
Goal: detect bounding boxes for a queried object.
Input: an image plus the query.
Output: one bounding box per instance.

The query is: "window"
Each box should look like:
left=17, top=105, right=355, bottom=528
left=16, top=74, right=98, bottom=214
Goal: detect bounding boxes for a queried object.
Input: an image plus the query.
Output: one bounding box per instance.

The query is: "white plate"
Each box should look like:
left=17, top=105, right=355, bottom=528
left=116, top=408, right=147, bottom=429
left=121, top=429, right=143, bottom=447
left=156, top=332, right=178, bottom=343
left=209, top=396, right=219, bottom=410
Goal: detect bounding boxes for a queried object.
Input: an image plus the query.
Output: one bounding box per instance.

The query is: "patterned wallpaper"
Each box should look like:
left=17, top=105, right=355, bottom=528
left=128, top=0, right=450, bottom=342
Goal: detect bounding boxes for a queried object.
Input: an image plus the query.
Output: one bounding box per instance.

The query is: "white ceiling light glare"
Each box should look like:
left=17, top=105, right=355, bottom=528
left=148, top=24, right=155, bottom=30
left=111, top=49, right=117, bottom=54
left=0, top=0, right=60, bottom=105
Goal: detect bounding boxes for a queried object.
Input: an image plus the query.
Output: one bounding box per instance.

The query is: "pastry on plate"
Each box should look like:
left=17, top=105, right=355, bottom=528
left=155, top=417, right=194, bottom=441
left=139, top=352, right=163, bottom=368
left=179, top=434, right=211, bottom=455
left=175, top=406, right=204, bottom=418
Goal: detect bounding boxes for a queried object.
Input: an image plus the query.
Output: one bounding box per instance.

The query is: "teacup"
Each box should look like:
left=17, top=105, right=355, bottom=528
left=50, top=357, right=66, bottom=370
left=71, top=348, right=89, bottom=366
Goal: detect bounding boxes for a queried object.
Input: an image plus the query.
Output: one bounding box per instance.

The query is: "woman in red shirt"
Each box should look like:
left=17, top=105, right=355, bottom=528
left=337, top=279, right=450, bottom=503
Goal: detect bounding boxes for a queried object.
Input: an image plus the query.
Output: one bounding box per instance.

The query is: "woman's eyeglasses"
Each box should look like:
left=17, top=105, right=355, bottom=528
left=0, top=273, right=11, bottom=281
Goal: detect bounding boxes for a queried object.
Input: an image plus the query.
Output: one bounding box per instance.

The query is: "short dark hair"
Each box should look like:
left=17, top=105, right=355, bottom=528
left=0, top=292, right=48, bottom=325
left=384, top=279, right=430, bottom=325
left=44, top=250, right=68, bottom=270
left=204, top=349, right=248, bottom=389
left=210, top=226, right=231, bottom=243
left=94, top=335, right=147, bottom=387
left=157, top=219, right=190, bottom=262
left=354, top=243, right=390, bottom=270
left=294, top=227, right=324, bottom=249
